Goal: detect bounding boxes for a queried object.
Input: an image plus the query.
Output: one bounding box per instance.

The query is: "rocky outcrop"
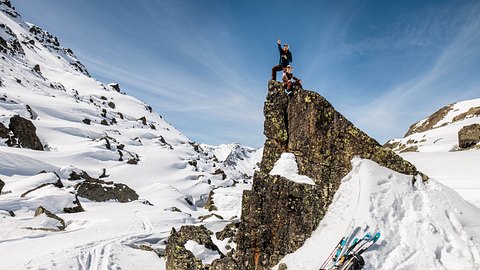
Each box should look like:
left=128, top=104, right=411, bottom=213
left=453, top=107, right=480, bottom=122
left=33, top=206, right=66, bottom=231
left=0, top=179, right=4, bottom=194
left=458, top=124, right=480, bottom=149
left=404, top=104, right=453, bottom=136
left=166, top=81, right=425, bottom=270
left=0, top=23, right=25, bottom=55
left=76, top=178, right=138, bottom=203
left=0, top=122, right=8, bottom=138
left=28, top=24, right=90, bottom=76
left=165, top=225, right=222, bottom=270
left=7, top=115, right=43, bottom=150
left=233, top=81, right=425, bottom=269
left=109, top=83, right=121, bottom=92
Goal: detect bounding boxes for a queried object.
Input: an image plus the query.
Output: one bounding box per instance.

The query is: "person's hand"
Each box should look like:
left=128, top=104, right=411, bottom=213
left=278, top=39, right=281, bottom=44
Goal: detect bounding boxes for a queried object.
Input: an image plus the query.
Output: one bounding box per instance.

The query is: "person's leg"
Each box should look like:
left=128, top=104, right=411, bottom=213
left=294, top=81, right=303, bottom=89
left=271, top=65, right=283, bottom=80
left=286, top=81, right=292, bottom=91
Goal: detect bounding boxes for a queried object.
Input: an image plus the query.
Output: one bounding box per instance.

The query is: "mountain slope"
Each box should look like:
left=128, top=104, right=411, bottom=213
left=386, top=98, right=480, bottom=152
left=0, top=2, right=259, bottom=269
left=385, top=98, right=480, bottom=208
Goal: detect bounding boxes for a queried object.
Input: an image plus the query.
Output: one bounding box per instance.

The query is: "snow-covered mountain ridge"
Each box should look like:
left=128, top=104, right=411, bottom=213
left=0, top=2, right=261, bottom=269
left=385, top=98, right=480, bottom=153
left=384, top=98, right=480, bottom=208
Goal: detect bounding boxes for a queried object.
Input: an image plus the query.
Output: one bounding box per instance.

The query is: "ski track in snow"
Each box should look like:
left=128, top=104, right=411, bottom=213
left=27, top=211, right=158, bottom=270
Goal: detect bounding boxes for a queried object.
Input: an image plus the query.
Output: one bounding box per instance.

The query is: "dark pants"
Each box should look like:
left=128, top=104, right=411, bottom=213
left=284, top=81, right=303, bottom=92
left=271, top=65, right=286, bottom=80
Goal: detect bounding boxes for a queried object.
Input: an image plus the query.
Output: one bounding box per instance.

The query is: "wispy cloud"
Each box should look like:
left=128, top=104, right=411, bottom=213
left=351, top=1, right=480, bottom=142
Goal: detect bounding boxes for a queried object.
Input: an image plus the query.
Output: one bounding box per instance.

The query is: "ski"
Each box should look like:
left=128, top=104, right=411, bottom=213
left=333, top=226, right=362, bottom=268
left=357, top=231, right=380, bottom=255
left=335, top=232, right=371, bottom=268
left=320, top=236, right=346, bottom=270
left=322, top=220, right=356, bottom=270
left=340, top=231, right=381, bottom=270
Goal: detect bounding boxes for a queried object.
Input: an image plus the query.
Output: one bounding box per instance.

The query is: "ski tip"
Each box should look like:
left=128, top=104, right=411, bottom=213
left=373, top=232, right=381, bottom=241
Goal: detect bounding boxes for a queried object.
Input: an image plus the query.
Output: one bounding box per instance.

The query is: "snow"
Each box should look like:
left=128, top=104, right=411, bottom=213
left=184, top=240, right=221, bottom=265
left=388, top=98, right=480, bottom=153
left=0, top=5, right=257, bottom=269
left=401, top=151, right=480, bottom=209
left=269, top=153, right=316, bottom=185
left=275, top=158, right=480, bottom=270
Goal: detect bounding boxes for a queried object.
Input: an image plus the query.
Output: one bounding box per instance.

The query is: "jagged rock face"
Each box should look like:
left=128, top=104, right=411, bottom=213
left=7, top=115, right=43, bottom=150
left=76, top=178, right=138, bottom=203
left=235, top=172, right=327, bottom=268
left=165, top=225, right=221, bottom=270
left=234, top=81, right=424, bottom=269
left=458, top=124, right=480, bottom=149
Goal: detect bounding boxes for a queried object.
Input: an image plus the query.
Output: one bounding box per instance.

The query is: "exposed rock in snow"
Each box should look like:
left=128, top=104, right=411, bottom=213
left=6, top=115, right=43, bottom=150
left=458, top=123, right=480, bottom=149
left=165, top=225, right=221, bottom=270
left=76, top=178, right=139, bottom=203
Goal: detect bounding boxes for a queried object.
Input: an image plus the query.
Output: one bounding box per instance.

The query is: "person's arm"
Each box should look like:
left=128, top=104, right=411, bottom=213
left=287, top=51, right=292, bottom=63
left=282, top=72, right=288, bottom=82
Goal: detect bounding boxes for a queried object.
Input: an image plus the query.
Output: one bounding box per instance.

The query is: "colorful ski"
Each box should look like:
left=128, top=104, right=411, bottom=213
left=333, top=226, right=361, bottom=268
left=320, top=236, right=346, bottom=270
left=340, top=231, right=381, bottom=270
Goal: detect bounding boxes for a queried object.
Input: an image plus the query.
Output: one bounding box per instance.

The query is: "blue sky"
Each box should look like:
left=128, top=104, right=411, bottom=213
left=12, top=0, right=480, bottom=147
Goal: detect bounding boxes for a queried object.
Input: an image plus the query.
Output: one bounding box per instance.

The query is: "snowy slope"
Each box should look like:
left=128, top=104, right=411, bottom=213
left=274, top=158, right=480, bottom=270
left=386, top=98, right=480, bottom=153
left=385, top=98, right=480, bottom=208
left=0, top=3, right=256, bottom=269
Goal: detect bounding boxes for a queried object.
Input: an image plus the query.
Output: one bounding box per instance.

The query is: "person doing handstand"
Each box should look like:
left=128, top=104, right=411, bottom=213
left=271, top=39, right=292, bottom=81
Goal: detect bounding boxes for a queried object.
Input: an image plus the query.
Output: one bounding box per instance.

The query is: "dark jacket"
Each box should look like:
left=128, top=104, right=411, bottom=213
left=278, top=44, right=292, bottom=67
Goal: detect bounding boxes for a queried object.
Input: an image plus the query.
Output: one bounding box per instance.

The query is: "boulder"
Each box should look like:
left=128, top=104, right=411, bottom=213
left=165, top=225, right=221, bottom=270
left=0, top=179, right=4, bottom=194
left=7, top=115, right=43, bottom=150
left=0, top=122, right=8, bottom=138
left=109, top=83, right=121, bottom=92
left=34, top=206, right=66, bottom=231
left=458, top=124, right=480, bottom=149
left=76, top=178, right=138, bottom=203
left=233, top=81, right=426, bottom=269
